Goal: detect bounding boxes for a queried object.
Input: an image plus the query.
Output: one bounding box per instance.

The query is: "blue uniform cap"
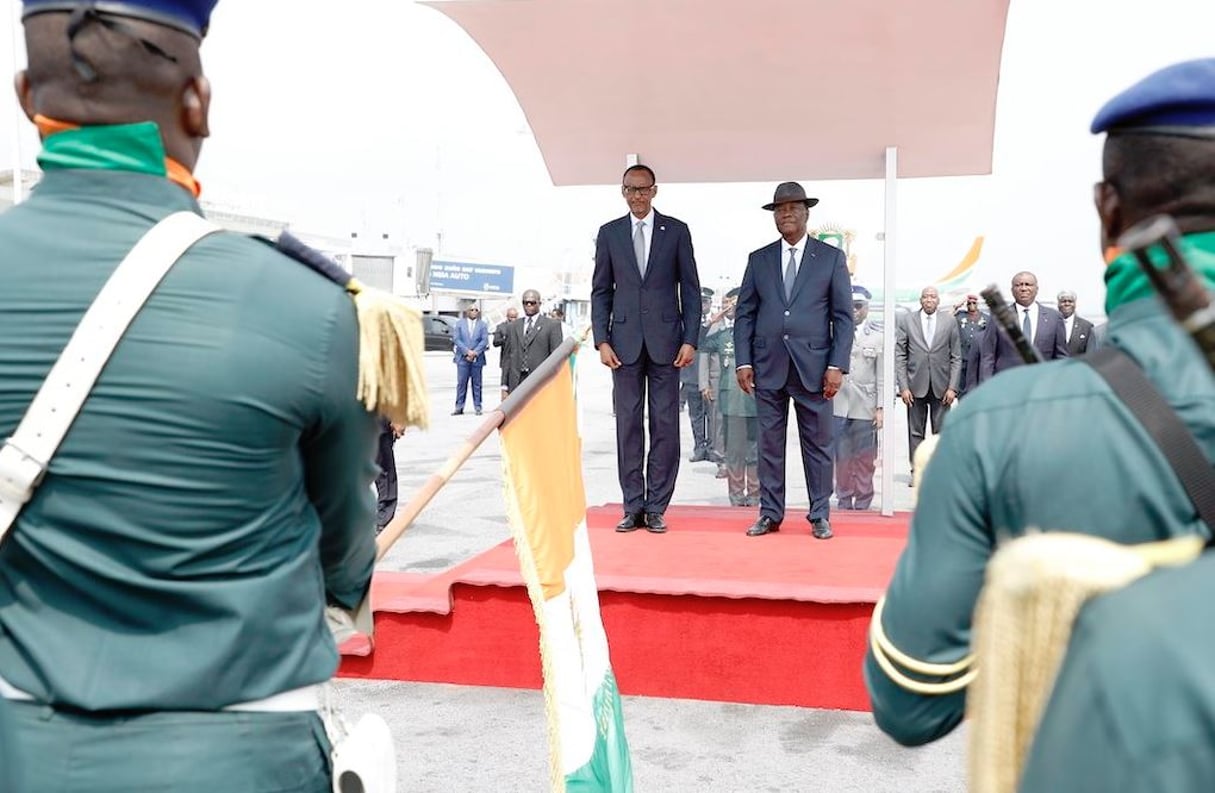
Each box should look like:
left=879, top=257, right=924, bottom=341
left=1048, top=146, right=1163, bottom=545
left=852, top=285, right=872, bottom=303
left=1091, top=58, right=1215, bottom=137
left=23, top=0, right=216, bottom=38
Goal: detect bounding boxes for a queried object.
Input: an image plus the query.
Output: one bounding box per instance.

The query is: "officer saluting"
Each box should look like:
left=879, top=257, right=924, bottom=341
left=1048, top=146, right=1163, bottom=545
left=0, top=2, right=423, bottom=791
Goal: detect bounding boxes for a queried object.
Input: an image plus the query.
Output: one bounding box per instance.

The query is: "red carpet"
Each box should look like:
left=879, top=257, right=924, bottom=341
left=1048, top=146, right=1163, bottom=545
left=340, top=504, right=909, bottom=710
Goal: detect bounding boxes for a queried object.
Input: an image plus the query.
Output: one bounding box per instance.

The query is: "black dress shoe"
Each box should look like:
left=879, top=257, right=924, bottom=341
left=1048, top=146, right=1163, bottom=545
left=451, top=409, right=464, bottom=416
left=645, top=512, right=667, bottom=533
left=746, top=516, right=781, bottom=536
left=688, top=449, right=708, bottom=463
left=615, top=512, right=645, bottom=532
left=837, top=500, right=854, bottom=511
left=811, top=518, right=834, bottom=540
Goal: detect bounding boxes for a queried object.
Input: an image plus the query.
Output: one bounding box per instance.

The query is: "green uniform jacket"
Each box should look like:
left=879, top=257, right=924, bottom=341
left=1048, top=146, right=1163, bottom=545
left=701, top=324, right=756, bottom=417
left=1018, top=551, right=1215, bottom=792
left=864, top=298, right=1215, bottom=746
left=0, top=169, right=378, bottom=712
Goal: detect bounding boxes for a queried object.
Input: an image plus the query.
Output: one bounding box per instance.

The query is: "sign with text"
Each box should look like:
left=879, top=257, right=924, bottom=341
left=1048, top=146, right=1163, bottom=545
left=429, top=259, right=515, bottom=295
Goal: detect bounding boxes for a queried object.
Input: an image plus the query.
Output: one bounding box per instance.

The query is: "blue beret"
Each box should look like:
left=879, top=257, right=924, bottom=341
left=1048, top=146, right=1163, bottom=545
left=23, top=0, right=216, bottom=38
left=852, top=285, right=872, bottom=302
left=1091, top=59, right=1215, bottom=136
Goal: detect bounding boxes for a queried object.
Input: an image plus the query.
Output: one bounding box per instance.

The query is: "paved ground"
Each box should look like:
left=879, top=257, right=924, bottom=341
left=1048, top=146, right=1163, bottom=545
left=345, top=348, right=964, bottom=792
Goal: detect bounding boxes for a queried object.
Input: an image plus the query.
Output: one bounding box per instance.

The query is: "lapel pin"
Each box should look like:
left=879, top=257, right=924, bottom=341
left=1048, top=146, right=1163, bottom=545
left=660, top=226, right=665, bottom=231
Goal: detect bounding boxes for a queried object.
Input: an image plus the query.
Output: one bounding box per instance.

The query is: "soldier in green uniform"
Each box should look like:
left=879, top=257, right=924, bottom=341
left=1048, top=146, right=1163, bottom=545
left=1015, top=59, right=1215, bottom=792
left=0, top=3, right=385, bottom=791
left=700, top=288, right=759, bottom=506
left=863, top=58, right=1215, bottom=748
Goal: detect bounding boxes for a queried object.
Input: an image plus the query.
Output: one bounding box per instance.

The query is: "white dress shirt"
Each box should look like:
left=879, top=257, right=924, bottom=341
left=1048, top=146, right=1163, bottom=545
left=781, top=234, right=808, bottom=280
left=631, top=209, right=655, bottom=267
left=1017, top=302, right=1040, bottom=345
left=1063, top=314, right=1075, bottom=344
left=920, top=310, right=937, bottom=345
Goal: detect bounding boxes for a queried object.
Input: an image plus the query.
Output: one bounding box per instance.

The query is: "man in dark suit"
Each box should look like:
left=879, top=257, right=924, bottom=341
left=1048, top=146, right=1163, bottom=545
left=492, top=305, right=519, bottom=400
left=734, top=182, right=853, bottom=540
left=504, top=289, right=564, bottom=392
left=978, top=271, right=1069, bottom=378
left=452, top=305, right=489, bottom=415
left=896, top=286, right=961, bottom=483
left=1057, top=289, right=1095, bottom=355
left=592, top=164, right=702, bottom=534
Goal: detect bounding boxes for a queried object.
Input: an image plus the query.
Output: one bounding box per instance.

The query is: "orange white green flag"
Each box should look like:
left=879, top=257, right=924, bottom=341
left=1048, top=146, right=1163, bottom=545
left=498, top=344, right=633, bottom=792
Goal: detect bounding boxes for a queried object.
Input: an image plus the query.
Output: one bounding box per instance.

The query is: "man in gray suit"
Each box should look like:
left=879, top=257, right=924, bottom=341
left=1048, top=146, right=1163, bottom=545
left=503, top=289, right=564, bottom=393
left=895, top=286, right=961, bottom=479
left=979, top=271, right=1069, bottom=377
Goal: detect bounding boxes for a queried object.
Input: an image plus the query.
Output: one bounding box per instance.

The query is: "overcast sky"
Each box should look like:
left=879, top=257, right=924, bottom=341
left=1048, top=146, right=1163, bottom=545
left=4, top=0, right=1215, bottom=315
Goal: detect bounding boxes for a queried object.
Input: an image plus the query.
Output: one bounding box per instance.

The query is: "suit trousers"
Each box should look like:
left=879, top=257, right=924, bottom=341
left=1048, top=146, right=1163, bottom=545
left=682, top=382, right=708, bottom=452
left=6, top=701, right=332, bottom=793
left=907, top=395, right=949, bottom=468
left=755, top=370, right=835, bottom=523
left=833, top=416, right=877, bottom=509
left=613, top=344, right=681, bottom=514
left=375, top=423, right=398, bottom=531
left=455, top=360, right=483, bottom=411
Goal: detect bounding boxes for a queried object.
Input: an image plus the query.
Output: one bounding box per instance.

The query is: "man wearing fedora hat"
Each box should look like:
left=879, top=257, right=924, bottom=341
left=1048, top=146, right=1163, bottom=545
left=734, top=182, right=854, bottom=540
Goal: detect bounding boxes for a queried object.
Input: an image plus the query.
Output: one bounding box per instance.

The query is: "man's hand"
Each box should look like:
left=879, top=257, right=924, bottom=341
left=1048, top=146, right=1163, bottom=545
left=823, top=369, right=843, bottom=399
left=674, top=344, right=696, bottom=368
left=943, top=388, right=957, bottom=407
left=900, top=388, right=914, bottom=407
left=737, top=367, right=755, bottom=395
left=701, top=387, right=714, bottom=403
left=598, top=342, right=622, bottom=369
left=391, top=423, right=405, bottom=439
left=873, top=407, right=884, bottom=430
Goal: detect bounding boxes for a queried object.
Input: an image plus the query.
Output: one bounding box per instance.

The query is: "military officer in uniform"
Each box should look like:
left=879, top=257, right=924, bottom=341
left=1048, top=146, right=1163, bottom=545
left=684, top=287, right=714, bottom=461
left=699, top=288, right=759, bottom=506
left=833, top=286, right=883, bottom=511
left=953, top=294, right=988, bottom=397
left=0, top=2, right=407, bottom=790
left=1014, top=59, right=1215, bottom=792
left=864, top=58, right=1215, bottom=749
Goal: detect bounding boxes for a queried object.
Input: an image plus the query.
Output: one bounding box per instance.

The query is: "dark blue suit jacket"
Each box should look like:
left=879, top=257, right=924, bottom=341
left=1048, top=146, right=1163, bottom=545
left=733, top=236, right=854, bottom=391
left=591, top=211, right=701, bottom=365
left=978, top=303, right=1069, bottom=379
left=453, top=318, right=488, bottom=366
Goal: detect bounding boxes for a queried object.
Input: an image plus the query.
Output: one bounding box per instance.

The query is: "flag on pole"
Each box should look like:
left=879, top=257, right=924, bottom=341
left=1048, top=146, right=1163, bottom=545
left=499, top=351, right=633, bottom=792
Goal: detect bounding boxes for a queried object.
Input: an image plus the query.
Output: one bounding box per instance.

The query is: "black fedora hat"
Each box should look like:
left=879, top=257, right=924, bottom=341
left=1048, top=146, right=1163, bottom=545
left=762, top=181, right=819, bottom=211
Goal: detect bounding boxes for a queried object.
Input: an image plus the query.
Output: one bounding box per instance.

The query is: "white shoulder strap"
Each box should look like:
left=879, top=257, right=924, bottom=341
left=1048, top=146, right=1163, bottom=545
left=0, top=211, right=221, bottom=541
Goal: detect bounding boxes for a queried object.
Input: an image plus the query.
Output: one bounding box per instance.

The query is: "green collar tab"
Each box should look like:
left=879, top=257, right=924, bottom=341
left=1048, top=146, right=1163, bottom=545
left=1106, top=230, right=1215, bottom=315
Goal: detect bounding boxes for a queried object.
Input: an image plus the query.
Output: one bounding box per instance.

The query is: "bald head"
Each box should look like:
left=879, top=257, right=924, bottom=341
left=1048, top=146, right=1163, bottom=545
left=16, top=11, right=209, bottom=167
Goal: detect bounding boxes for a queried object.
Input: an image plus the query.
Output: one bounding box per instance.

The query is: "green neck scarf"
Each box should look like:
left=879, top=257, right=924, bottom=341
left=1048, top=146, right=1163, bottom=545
left=37, top=121, right=168, bottom=178
left=1105, top=230, right=1215, bottom=315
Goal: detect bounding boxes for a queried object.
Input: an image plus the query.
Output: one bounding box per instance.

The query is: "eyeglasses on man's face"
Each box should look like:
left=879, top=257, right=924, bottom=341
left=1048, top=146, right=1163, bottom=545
left=522, top=300, right=539, bottom=306
left=622, top=184, right=655, bottom=197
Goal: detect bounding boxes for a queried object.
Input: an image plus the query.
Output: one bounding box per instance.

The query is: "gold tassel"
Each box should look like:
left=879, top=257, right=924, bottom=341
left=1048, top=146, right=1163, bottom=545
left=347, top=279, right=430, bottom=430
left=967, top=531, right=1204, bottom=793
